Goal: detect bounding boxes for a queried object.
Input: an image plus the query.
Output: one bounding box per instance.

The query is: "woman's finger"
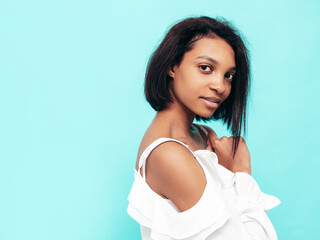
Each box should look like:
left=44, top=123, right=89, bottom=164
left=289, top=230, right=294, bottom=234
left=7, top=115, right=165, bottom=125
left=205, top=139, right=214, bottom=151
left=207, top=131, right=219, bottom=151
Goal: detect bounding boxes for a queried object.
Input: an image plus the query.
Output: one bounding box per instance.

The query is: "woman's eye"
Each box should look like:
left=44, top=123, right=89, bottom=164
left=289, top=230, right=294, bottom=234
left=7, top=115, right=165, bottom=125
left=199, top=65, right=212, bottom=72
left=225, top=72, right=235, bottom=81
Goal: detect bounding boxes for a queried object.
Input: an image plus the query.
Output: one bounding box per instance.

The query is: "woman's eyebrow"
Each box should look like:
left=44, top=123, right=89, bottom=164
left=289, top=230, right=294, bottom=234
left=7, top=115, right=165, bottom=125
left=196, top=55, right=236, bottom=71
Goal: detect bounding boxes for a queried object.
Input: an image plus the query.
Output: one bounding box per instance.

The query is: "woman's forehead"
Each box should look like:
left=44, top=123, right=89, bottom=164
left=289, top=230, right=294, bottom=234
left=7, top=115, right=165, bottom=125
left=184, top=37, right=236, bottom=66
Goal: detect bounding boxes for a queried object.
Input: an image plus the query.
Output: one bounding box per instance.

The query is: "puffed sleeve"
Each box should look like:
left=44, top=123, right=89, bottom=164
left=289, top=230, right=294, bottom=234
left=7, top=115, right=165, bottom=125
left=231, top=172, right=281, bottom=240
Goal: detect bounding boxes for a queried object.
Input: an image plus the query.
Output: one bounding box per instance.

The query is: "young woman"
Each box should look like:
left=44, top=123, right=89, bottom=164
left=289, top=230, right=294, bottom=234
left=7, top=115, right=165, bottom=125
left=127, top=16, right=280, bottom=240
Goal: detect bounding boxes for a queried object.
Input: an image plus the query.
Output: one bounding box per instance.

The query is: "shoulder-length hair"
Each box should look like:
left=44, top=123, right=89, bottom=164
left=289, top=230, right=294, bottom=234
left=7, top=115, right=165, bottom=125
left=144, top=16, right=250, bottom=153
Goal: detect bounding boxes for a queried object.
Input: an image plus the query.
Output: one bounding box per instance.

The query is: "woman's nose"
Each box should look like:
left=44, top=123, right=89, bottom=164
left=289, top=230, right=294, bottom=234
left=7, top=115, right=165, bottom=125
left=209, top=74, right=226, bottom=94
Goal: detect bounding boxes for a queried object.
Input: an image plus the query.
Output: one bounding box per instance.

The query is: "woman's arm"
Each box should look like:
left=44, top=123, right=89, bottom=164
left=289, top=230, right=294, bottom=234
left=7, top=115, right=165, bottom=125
left=144, top=141, right=207, bottom=212
left=203, top=125, right=279, bottom=240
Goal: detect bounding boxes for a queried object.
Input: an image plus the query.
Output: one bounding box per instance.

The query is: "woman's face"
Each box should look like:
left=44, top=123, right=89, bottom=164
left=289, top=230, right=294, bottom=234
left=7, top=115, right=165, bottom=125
left=169, top=36, right=236, bottom=118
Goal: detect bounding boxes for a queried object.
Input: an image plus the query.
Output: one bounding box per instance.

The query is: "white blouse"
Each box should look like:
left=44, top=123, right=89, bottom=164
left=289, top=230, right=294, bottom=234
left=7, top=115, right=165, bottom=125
left=127, top=137, right=280, bottom=240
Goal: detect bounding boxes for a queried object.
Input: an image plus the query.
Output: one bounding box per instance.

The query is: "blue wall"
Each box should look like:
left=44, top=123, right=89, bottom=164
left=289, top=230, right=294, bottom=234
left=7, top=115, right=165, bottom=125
left=0, top=0, right=319, bottom=239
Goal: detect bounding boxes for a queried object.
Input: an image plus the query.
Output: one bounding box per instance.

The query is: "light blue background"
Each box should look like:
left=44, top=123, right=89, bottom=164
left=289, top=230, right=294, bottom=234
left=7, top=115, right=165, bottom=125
left=0, top=0, right=319, bottom=239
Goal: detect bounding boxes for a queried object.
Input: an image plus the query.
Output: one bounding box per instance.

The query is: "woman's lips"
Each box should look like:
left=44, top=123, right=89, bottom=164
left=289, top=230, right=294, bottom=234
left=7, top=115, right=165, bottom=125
left=201, top=97, right=221, bottom=108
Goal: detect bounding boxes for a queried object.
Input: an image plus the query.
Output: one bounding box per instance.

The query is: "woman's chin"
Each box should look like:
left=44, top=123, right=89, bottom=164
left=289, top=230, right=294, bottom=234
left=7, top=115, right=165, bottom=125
left=196, top=110, right=216, bottom=119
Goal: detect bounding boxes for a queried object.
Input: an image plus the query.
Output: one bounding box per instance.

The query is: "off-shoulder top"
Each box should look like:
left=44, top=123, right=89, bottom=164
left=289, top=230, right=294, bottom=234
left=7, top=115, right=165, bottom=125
left=127, top=126, right=280, bottom=240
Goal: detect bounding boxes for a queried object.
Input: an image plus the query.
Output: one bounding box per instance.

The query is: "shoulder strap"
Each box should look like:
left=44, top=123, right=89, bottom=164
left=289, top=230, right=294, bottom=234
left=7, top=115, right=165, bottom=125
left=194, top=124, right=208, bottom=138
left=198, top=125, right=208, bottom=136
left=138, top=138, right=193, bottom=180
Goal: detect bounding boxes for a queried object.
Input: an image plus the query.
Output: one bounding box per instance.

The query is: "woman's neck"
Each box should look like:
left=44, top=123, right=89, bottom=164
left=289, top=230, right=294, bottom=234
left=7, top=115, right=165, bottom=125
left=153, top=103, right=196, bottom=140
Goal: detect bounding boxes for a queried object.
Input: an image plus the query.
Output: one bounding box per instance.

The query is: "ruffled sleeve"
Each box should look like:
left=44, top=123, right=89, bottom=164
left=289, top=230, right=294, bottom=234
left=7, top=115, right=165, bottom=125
left=197, top=151, right=281, bottom=240
left=232, top=172, right=281, bottom=240
left=127, top=170, right=232, bottom=239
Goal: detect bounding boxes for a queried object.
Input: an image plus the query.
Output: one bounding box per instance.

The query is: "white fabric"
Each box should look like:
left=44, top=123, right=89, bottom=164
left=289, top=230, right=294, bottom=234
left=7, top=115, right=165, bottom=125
left=127, top=137, right=281, bottom=240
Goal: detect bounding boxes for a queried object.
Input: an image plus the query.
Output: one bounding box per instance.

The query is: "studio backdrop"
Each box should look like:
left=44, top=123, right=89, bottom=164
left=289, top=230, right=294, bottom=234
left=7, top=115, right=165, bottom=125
left=0, top=0, right=319, bottom=239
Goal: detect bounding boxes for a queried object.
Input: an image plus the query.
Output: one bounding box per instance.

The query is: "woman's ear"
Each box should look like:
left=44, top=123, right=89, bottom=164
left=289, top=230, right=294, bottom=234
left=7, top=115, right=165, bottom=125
left=168, top=66, right=175, bottom=78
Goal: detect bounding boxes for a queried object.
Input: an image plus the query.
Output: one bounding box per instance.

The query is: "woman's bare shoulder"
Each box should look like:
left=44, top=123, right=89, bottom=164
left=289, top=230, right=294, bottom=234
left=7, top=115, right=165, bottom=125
left=145, top=141, right=207, bottom=212
left=134, top=122, right=207, bottom=212
left=135, top=124, right=170, bottom=170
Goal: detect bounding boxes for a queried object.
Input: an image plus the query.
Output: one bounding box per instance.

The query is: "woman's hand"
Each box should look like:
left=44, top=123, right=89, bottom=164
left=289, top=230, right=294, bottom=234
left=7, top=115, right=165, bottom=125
left=206, top=131, right=251, bottom=175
